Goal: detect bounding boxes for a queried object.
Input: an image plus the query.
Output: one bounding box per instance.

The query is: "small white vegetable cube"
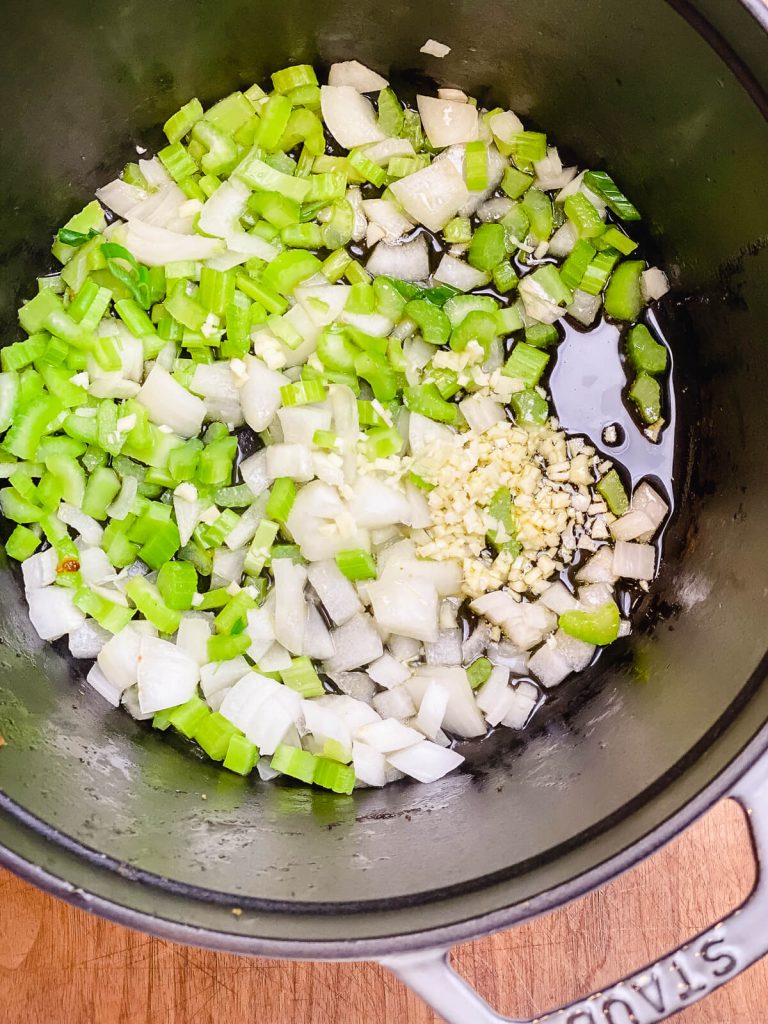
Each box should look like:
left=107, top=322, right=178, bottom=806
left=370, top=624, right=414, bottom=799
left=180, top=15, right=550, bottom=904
left=367, top=578, right=440, bottom=643
left=176, top=615, right=212, bottom=665
left=612, top=540, right=656, bottom=580
left=372, top=685, right=417, bottom=721
left=352, top=741, right=387, bottom=787
left=501, top=682, right=539, bottom=729
left=136, top=365, right=205, bottom=438
left=324, top=613, right=384, bottom=673
left=98, top=621, right=156, bottom=692
left=26, top=586, right=85, bottom=641
left=555, top=629, right=595, bottom=672
left=425, top=628, right=462, bottom=666
left=538, top=581, right=580, bottom=615
left=218, top=672, right=280, bottom=730
left=302, top=699, right=352, bottom=751
left=416, top=95, right=478, bottom=148
left=86, top=664, right=122, bottom=707
left=320, top=86, right=387, bottom=149
left=415, top=680, right=450, bottom=740
left=69, top=620, right=111, bottom=660
left=303, top=603, right=335, bottom=661
left=137, top=635, right=200, bottom=714
left=366, top=236, right=431, bottom=282
left=239, top=356, right=289, bottom=432
left=272, top=558, right=308, bottom=655
left=390, top=161, right=470, bottom=233
left=528, top=639, right=572, bottom=688
left=307, top=558, right=364, bottom=626
left=328, top=60, right=388, bottom=92
left=200, top=657, right=251, bottom=703
left=367, top=653, right=411, bottom=689
left=407, top=667, right=486, bottom=737
left=21, top=548, right=57, bottom=590
left=631, top=481, right=669, bottom=532
left=387, top=740, right=464, bottom=784
left=356, top=717, right=424, bottom=753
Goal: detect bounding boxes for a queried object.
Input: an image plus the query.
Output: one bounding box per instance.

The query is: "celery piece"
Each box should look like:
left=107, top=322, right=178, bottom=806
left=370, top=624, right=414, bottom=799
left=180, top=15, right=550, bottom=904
left=5, top=524, right=41, bottom=561
left=194, top=711, right=240, bottom=761
left=604, top=260, right=644, bottom=321
left=629, top=372, right=662, bottom=425
left=403, top=384, right=458, bottom=425
left=168, top=695, right=210, bottom=738
left=468, top=223, right=506, bottom=273
left=157, top=560, right=198, bottom=610
left=335, top=548, right=377, bottom=581
left=467, top=657, right=493, bottom=689
left=560, top=601, right=621, bottom=646
left=270, top=743, right=317, bottom=784
left=223, top=733, right=259, bottom=775
left=502, top=343, right=549, bottom=386
left=281, top=656, right=324, bottom=698
left=626, top=324, right=668, bottom=375
left=596, top=469, right=629, bottom=515
left=510, top=388, right=549, bottom=425
left=583, top=171, right=641, bottom=222
left=312, top=757, right=355, bottom=795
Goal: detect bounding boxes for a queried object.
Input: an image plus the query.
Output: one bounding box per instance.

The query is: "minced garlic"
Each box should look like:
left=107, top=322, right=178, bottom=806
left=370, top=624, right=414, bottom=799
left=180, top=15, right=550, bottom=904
left=413, top=420, right=603, bottom=599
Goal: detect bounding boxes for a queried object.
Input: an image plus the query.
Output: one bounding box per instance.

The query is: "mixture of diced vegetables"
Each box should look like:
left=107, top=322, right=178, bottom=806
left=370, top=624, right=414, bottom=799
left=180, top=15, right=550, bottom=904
left=0, top=57, right=672, bottom=791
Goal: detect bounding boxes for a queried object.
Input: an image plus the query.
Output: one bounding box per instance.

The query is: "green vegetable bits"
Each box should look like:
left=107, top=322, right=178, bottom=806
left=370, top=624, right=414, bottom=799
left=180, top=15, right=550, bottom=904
left=0, top=56, right=673, bottom=794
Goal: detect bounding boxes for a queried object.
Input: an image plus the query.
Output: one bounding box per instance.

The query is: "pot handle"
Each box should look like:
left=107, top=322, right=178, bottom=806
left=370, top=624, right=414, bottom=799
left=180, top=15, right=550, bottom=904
left=380, top=754, right=768, bottom=1024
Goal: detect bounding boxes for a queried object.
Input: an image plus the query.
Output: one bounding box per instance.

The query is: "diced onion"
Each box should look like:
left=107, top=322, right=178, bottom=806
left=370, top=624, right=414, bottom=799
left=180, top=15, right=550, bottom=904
left=328, top=60, right=389, bottom=92
left=390, top=161, right=469, bottom=232
left=320, top=86, right=387, bottom=149
left=137, top=365, right=205, bottom=437
left=366, top=235, right=429, bottom=281
left=612, top=540, right=656, bottom=580
left=137, top=635, right=200, bottom=713
left=239, top=356, right=289, bottom=432
left=324, top=612, right=384, bottom=672
left=417, top=95, right=479, bottom=148
left=96, top=179, right=148, bottom=218
left=420, top=39, right=451, bottom=57
left=433, top=253, right=490, bottom=292
left=27, top=586, right=85, bottom=641
left=372, top=685, right=417, bottom=721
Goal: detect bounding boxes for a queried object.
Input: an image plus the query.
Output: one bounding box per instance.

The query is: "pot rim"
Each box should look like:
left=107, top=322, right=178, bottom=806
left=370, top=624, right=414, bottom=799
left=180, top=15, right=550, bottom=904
left=2, top=708, right=768, bottom=961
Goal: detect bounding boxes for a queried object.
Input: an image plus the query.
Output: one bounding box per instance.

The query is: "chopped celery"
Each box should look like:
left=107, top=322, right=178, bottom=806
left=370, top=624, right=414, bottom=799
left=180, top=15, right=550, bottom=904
left=467, top=657, right=493, bottom=689
left=560, top=601, right=621, bottom=645
left=604, top=260, right=645, bottom=321
left=629, top=372, right=662, bottom=425
left=502, top=343, right=549, bottom=386
left=626, top=324, right=668, bottom=375
left=281, top=656, right=324, bottom=698
left=596, top=469, right=629, bottom=515
left=194, top=712, right=240, bottom=761
left=270, top=743, right=317, bottom=784
left=335, top=548, right=377, bottom=581
left=223, top=733, right=259, bottom=775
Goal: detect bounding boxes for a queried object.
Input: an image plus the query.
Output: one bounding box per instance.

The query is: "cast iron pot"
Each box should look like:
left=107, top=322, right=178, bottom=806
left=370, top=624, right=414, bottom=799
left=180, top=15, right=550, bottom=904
left=2, top=0, right=768, bottom=1020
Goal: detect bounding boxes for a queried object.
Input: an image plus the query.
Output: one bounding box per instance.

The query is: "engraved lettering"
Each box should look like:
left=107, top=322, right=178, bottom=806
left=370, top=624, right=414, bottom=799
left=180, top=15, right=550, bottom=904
left=601, top=996, right=637, bottom=1023
left=631, top=973, right=665, bottom=1014
left=670, top=958, right=707, bottom=1002
left=566, top=1011, right=597, bottom=1024
left=700, top=936, right=739, bottom=979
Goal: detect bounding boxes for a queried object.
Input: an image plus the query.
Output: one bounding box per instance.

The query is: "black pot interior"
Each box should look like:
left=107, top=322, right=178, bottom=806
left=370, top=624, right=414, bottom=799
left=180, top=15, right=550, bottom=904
left=1, top=0, right=768, bottom=947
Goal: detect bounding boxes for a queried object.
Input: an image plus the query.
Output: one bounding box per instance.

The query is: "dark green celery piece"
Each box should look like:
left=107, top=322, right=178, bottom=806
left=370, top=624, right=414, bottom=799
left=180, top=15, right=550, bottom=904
left=629, top=372, right=662, bottom=424
left=626, top=324, right=668, bottom=375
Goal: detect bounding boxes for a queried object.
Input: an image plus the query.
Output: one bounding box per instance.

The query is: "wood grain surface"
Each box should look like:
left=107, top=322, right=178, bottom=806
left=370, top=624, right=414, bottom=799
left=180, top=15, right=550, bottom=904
left=1, top=799, right=766, bottom=1023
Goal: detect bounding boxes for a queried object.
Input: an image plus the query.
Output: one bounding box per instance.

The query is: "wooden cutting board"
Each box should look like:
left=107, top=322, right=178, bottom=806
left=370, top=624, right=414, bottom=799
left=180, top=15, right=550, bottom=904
left=1, top=799, right=766, bottom=1022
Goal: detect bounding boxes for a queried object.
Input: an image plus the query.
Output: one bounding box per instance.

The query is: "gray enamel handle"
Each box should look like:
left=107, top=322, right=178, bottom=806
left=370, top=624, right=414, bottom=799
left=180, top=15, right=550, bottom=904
left=381, top=754, right=768, bottom=1024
